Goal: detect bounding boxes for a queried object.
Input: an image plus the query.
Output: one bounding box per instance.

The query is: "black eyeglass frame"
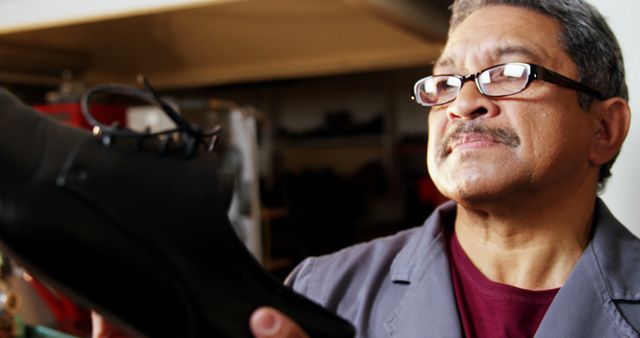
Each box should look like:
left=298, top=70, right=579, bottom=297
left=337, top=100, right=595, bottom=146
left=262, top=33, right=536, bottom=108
left=413, top=62, right=607, bottom=107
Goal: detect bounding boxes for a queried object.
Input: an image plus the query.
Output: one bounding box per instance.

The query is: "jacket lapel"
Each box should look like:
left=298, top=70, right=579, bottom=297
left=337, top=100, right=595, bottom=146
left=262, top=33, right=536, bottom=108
left=536, top=199, right=640, bottom=338
left=534, top=249, right=628, bottom=337
left=384, top=202, right=463, bottom=338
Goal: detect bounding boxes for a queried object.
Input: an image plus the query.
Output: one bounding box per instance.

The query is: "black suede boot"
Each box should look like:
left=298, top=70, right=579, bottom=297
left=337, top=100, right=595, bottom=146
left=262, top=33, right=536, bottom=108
left=0, top=87, right=355, bottom=337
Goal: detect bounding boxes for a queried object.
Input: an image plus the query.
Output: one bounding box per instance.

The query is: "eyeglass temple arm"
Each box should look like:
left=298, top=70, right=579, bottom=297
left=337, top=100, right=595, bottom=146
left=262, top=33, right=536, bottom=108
left=534, top=66, right=607, bottom=100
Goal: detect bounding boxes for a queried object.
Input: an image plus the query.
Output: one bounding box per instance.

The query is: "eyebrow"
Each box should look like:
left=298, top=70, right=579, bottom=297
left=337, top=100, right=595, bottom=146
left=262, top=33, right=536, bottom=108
left=494, top=45, right=542, bottom=63
left=433, top=57, right=453, bottom=70
left=434, top=45, right=543, bottom=72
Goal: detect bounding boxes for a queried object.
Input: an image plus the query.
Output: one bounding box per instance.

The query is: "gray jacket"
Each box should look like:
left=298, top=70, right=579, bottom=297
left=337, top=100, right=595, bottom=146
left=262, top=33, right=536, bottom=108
left=286, top=200, right=640, bottom=337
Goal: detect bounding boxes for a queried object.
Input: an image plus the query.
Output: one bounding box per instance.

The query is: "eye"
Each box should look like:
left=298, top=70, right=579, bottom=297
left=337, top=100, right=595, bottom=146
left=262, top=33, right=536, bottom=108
left=488, top=64, right=527, bottom=83
left=479, top=64, right=530, bottom=95
left=439, top=77, right=461, bottom=93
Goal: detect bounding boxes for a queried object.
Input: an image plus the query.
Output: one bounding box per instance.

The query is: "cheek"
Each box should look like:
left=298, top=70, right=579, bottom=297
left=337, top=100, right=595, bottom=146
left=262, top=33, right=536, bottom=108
left=426, top=112, right=445, bottom=171
left=516, top=105, right=593, bottom=173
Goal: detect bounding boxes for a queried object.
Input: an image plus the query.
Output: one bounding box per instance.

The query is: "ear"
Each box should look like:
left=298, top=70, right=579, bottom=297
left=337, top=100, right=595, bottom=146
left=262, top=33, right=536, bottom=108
left=588, top=97, right=631, bottom=166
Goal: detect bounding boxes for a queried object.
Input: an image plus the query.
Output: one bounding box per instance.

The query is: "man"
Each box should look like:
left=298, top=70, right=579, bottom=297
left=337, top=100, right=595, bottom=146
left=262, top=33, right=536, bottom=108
left=248, top=0, right=638, bottom=337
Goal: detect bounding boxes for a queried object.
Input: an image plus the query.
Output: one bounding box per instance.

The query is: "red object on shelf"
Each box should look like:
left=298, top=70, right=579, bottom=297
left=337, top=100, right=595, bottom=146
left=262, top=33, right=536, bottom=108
left=27, top=277, right=92, bottom=336
left=33, top=103, right=127, bottom=130
left=417, top=175, right=449, bottom=207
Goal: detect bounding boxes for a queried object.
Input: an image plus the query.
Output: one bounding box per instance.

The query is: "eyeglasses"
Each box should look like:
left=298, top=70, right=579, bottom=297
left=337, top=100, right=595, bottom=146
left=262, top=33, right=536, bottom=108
left=412, top=62, right=606, bottom=107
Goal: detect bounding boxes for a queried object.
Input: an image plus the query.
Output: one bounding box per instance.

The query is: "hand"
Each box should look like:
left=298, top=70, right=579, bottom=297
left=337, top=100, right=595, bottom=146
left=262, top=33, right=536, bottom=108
left=93, top=306, right=309, bottom=338
left=250, top=307, right=310, bottom=338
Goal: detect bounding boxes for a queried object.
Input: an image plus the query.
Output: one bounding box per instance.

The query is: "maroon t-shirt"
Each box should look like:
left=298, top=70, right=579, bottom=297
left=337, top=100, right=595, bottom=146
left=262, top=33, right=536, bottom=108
left=447, top=231, right=560, bottom=338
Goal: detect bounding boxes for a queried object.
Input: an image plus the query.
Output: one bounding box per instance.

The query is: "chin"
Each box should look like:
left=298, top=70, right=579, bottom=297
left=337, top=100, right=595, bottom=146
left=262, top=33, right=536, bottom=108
left=430, top=154, right=528, bottom=201
left=435, top=175, right=523, bottom=207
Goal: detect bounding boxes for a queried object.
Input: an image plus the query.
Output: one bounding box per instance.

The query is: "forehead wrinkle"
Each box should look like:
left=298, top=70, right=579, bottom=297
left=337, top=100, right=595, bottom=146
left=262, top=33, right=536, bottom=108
left=493, top=45, right=546, bottom=64
left=434, top=57, right=454, bottom=71
left=434, top=43, right=548, bottom=75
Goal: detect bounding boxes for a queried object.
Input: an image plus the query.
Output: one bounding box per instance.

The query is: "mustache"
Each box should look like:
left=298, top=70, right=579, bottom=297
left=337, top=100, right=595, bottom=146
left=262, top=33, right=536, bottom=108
left=438, top=121, right=520, bottom=158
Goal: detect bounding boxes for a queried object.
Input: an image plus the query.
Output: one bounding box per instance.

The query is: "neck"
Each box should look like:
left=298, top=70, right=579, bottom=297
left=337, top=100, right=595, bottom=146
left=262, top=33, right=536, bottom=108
left=453, top=187, right=597, bottom=291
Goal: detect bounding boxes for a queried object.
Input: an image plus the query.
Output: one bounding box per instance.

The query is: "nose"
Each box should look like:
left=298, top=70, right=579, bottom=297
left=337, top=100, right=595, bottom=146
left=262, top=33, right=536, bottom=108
left=447, top=80, right=499, bottom=121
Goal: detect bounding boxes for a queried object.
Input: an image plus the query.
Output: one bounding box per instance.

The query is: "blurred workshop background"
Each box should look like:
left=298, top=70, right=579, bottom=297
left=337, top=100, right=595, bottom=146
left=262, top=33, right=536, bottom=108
left=0, top=0, right=637, bottom=336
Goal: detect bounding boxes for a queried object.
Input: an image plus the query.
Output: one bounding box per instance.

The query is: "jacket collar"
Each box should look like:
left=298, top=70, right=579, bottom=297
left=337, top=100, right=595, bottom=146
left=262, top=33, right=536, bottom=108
left=536, top=199, right=640, bottom=337
left=588, top=199, right=640, bottom=301
left=389, top=201, right=456, bottom=283
left=384, top=199, right=640, bottom=337
left=385, top=201, right=462, bottom=337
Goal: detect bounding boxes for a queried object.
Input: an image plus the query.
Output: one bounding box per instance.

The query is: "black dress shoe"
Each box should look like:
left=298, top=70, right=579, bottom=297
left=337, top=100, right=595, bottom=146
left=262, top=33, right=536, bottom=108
left=0, top=87, right=355, bottom=337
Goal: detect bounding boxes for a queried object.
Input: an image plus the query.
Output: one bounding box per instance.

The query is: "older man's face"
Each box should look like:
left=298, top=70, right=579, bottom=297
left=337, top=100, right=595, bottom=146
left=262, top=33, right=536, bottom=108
left=426, top=5, right=600, bottom=205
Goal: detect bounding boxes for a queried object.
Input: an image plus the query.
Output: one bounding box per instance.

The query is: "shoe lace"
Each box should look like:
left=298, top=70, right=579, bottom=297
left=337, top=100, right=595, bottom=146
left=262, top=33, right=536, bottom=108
left=80, top=75, right=222, bottom=157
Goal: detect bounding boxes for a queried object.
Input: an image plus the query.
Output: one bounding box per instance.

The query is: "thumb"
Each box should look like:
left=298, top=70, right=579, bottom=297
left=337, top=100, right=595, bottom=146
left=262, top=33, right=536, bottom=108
left=250, top=307, right=310, bottom=338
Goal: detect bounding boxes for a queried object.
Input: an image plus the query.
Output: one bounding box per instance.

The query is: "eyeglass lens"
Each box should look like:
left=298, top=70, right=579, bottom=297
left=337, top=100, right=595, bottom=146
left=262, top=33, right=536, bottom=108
left=480, top=63, right=529, bottom=95
left=414, top=63, right=531, bottom=106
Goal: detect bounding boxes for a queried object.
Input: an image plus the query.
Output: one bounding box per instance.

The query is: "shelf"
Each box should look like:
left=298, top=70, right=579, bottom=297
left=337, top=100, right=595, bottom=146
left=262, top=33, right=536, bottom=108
left=0, top=0, right=447, bottom=88
left=0, top=0, right=231, bottom=35
left=281, top=142, right=385, bottom=175
left=279, top=135, right=384, bottom=148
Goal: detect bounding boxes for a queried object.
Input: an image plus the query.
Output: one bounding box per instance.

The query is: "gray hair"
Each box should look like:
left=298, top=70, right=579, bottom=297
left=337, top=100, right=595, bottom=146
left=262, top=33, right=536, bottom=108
left=449, top=0, right=628, bottom=189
